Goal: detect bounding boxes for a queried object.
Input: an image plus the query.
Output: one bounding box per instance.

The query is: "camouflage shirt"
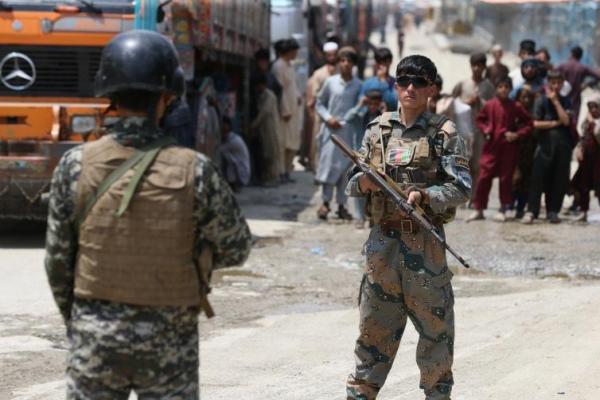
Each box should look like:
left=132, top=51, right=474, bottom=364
left=45, top=117, right=252, bottom=324
left=346, top=111, right=471, bottom=214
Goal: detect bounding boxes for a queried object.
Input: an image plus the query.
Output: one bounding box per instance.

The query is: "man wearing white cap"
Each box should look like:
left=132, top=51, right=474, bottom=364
left=486, top=44, right=509, bottom=86
left=305, top=41, right=339, bottom=170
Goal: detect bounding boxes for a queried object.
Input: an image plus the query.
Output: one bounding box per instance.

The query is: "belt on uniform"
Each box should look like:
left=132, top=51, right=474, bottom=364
left=381, top=218, right=418, bottom=236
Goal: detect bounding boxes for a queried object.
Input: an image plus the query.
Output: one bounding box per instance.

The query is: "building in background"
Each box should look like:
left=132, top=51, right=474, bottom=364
left=273, top=0, right=374, bottom=78
left=475, top=0, right=599, bottom=67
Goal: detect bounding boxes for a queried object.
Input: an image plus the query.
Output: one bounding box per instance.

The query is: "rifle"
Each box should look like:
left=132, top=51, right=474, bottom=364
left=332, top=134, right=470, bottom=269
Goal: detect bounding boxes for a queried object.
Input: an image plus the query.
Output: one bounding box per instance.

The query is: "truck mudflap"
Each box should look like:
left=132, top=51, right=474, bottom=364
left=0, top=140, right=79, bottom=220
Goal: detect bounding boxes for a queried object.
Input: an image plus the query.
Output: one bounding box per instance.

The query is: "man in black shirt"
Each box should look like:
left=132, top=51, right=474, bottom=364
left=522, top=69, right=573, bottom=224
left=163, top=97, right=194, bottom=149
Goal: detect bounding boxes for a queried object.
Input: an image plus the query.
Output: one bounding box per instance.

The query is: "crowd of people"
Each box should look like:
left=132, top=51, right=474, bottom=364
left=434, top=39, right=600, bottom=224
left=246, top=40, right=401, bottom=228
left=238, top=35, right=600, bottom=225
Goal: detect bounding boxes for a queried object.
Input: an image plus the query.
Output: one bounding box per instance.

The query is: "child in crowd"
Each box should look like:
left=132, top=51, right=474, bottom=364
left=468, top=77, right=533, bottom=222
left=512, top=86, right=537, bottom=218
left=344, top=89, right=385, bottom=228
left=570, top=95, right=600, bottom=222
left=522, top=69, right=574, bottom=224
left=315, top=46, right=362, bottom=221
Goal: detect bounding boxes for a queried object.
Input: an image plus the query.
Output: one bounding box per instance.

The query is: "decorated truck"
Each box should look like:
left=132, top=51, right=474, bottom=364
left=0, top=0, right=270, bottom=222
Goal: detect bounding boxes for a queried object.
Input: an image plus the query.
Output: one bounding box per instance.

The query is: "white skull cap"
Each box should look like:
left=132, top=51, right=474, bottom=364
left=587, top=93, right=600, bottom=106
left=323, top=42, right=339, bottom=53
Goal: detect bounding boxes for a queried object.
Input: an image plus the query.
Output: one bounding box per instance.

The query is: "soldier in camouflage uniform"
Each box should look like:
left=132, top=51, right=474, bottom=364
left=345, top=55, right=471, bottom=399
left=45, top=30, right=251, bottom=399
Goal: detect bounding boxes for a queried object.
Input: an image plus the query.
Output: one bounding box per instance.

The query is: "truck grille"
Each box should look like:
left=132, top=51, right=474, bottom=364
left=0, top=176, right=50, bottom=221
left=0, top=45, right=103, bottom=97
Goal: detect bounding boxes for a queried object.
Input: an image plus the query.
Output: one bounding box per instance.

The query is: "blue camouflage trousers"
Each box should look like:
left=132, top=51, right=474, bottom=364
left=67, top=299, right=199, bottom=400
left=347, top=223, right=455, bottom=400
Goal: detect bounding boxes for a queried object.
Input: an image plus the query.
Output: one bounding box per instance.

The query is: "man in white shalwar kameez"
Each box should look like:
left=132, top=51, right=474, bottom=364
left=272, top=38, right=302, bottom=182
left=315, top=47, right=362, bottom=220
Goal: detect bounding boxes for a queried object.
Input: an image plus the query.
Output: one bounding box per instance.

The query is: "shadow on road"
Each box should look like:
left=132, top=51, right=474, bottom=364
left=237, top=169, right=318, bottom=222
left=0, top=220, right=46, bottom=249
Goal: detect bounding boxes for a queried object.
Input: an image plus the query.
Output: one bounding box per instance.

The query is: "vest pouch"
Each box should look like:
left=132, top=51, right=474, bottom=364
left=430, top=268, right=453, bottom=288
left=371, top=142, right=384, bottom=169
left=414, top=137, right=433, bottom=168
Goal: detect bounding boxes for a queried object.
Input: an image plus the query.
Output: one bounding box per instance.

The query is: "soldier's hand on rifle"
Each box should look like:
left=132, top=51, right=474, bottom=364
left=407, top=190, right=423, bottom=206
left=327, top=117, right=342, bottom=129
left=358, top=174, right=380, bottom=193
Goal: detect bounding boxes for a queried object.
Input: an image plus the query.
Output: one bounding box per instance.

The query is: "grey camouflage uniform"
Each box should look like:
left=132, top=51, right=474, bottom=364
left=45, top=117, right=252, bottom=399
left=345, top=111, right=471, bottom=400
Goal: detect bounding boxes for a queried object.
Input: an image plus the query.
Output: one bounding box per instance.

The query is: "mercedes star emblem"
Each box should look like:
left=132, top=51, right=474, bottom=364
left=0, top=52, right=36, bottom=91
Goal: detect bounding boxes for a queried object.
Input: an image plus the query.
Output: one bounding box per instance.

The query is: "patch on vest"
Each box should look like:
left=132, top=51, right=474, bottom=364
left=387, top=144, right=414, bottom=166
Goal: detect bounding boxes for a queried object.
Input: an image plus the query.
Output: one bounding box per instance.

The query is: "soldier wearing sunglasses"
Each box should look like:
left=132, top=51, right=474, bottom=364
left=345, top=55, right=472, bottom=400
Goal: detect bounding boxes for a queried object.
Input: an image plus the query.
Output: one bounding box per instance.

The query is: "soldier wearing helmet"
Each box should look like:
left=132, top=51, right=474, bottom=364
left=45, top=30, right=251, bottom=398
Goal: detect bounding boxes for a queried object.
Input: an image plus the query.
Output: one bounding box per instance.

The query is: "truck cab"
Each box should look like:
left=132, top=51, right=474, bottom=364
left=0, top=0, right=134, bottom=220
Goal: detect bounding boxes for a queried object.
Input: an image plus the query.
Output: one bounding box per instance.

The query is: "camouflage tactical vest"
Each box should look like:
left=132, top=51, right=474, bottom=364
left=366, top=111, right=456, bottom=224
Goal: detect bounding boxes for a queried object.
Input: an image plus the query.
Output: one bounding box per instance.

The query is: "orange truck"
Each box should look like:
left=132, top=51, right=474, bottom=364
left=0, top=0, right=135, bottom=221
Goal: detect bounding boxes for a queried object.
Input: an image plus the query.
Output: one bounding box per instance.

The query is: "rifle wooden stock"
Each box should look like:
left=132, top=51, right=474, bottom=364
left=332, top=134, right=470, bottom=269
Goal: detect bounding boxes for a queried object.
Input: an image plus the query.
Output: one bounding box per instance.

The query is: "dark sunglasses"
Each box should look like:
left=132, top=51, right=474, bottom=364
left=396, top=75, right=431, bottom=88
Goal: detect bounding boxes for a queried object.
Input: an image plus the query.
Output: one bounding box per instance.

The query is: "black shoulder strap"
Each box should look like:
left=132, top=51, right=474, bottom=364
left=425, top=113, right=449, bottom=138
left=425, top=114, right=449, bottom=158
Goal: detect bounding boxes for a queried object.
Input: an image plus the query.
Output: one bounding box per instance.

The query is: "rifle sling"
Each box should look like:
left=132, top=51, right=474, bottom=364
left=116, top=145, right=162, bottom=217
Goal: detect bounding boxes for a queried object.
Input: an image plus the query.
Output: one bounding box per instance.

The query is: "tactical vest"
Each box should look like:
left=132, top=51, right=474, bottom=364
left=74, top=135, right=200, bottom=307
left=366, top=111, right=456, bottom=224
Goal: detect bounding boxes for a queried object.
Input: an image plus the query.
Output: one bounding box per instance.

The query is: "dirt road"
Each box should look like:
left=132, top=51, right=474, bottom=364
left=200, top=280, right=600, bottom=400
left=3, top=167, right=600, bottom=400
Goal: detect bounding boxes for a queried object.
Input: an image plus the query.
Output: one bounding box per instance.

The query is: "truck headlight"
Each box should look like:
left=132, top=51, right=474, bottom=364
left=71, top=115, right=96, bottom=133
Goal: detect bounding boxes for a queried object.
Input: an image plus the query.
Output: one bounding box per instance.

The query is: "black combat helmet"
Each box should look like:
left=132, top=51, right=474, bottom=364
left=94, top=30, right=184, bottom=98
